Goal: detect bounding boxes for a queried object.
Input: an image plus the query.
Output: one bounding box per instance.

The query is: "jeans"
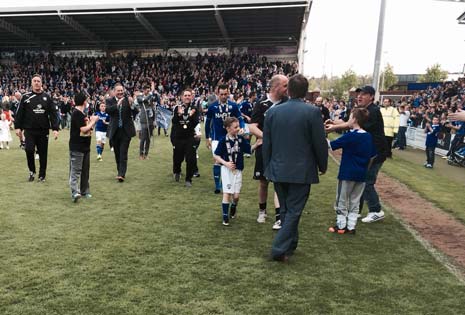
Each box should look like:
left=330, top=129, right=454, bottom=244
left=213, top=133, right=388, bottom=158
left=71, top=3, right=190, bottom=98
left=396, top=126, right=407, bottom=149
left=69, top=150, right=90, bottom=196
left=360, top=162, right=383, bottom=213
left=426, top=146, right=435, bottom=165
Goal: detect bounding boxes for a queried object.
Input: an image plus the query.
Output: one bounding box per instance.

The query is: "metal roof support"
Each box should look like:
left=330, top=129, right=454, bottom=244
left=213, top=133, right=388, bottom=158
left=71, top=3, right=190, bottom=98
left=0, top=18, right=49, bottom=49
left=57, top=10, right=104, bottom=47
left=214, top=5, right=231, bottom=50
left=133, top=9, right=168, bottom=48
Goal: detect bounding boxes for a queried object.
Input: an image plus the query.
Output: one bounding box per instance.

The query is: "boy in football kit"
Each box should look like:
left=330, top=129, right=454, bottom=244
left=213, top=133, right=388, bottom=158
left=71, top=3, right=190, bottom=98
left=94, top=102, right=110, bottom=161
left=328, top=108, right=377, bottom=234
left=205, top=84, right=244, bottom=194
left=214, top=117, right=251, bottom=226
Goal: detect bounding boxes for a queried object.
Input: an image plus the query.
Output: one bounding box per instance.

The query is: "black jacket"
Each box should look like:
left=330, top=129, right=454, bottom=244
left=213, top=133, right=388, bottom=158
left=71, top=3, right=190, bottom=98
left=15, top=91, right=59, bottom=132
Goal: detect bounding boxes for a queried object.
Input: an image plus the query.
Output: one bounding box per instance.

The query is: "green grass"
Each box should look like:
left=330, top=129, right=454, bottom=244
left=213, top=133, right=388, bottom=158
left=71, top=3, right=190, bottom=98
left=1, top=130, right=464, bottom=315
left=382, top=154, right=465, bottom=224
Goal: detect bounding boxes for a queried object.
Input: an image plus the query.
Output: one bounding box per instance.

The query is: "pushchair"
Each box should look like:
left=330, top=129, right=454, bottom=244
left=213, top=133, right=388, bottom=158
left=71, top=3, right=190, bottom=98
left=447, top=142, right=465, bottom=167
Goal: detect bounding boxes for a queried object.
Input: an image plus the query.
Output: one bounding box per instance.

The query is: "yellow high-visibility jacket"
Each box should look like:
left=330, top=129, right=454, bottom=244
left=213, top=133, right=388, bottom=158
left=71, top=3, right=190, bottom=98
left=380, top=106, right=400, bottom=137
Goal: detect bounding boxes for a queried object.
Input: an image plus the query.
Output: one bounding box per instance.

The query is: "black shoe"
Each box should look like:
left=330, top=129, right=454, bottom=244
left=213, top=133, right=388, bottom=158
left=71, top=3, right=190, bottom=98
left=230, top=207, right=237, bottom=219
left=214, top=189, right=221, bottom=194
left=193, top=172, right=200, bottom=178
left=271, top=255, right=289, bottom=263
left=28, top=172, right=35, bottom=182
left=174, top=173, right=180, bottom=182
left=38, top=177, right=46, bottom=183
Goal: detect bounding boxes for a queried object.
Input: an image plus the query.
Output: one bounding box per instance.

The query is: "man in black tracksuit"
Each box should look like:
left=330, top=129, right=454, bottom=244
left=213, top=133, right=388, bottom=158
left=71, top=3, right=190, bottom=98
left=171, top=88, right=199, bottom=187
left=15, top=74, right=60, bottom=182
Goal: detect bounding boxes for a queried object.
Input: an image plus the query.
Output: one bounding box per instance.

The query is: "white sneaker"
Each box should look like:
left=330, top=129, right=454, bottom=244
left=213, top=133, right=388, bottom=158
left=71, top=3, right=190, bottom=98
left=35, top=153, right=39, bottom=160
left=361, top=210, right=385, bottom=223
left=257, top=210, right=267, bottom=223
left=97, top=154, right=102, bottom=161
left=272, top=220, right=282, bottom=230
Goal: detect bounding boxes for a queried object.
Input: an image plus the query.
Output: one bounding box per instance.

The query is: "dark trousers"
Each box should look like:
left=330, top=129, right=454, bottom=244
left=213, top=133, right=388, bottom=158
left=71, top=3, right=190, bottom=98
left=385, top=136, right=394, bottom=157
left=172, top=137, right=196, bottom=182
left=113, top=128, right=131, bottom=177
left=69, top=150, right=90, bottom=196
left=396, top=126, right=407, bottom=149
left=158, top=126, right=167, bottom=136
left=139, top=125, right=153, bottom=156
left=447, top=134, right=464, bottom=156
left=360, top=162, right=383, bottom=214
left=24, top=130, right=49, bottom=178
left=193, top=138, right=201, bottom=173
left=271, top=182, right=311, bottom=258
left=426, top=146, right=436, bottom=165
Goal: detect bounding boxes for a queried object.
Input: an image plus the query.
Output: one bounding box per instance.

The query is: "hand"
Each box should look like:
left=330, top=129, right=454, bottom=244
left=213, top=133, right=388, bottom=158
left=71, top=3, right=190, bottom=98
left=238, top=128, right=244, bottom=135
left=189, top=108, right=197, bottom=116
left=325, top=123, right=338, bottom=133
left=178, top=106, right=184, bottom=115
left=53, top=130, right=59, bottom=140
left=448, top=110, right=465, bottom=122
left=206, top=138, right=212, bottom=150
left=90, top=115, right=99, bottom=123
left=224, top=161, right=236, bottom=170
left=15, top=129, right=22, bottom=137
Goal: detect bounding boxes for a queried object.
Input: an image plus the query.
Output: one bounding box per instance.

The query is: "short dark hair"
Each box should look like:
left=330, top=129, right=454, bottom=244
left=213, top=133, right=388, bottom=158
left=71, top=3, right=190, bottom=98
left=218, top=84, right=229, bottom=92
left=288, top=74, right=308, bottom=99
left=351, top=107, right=369, bottom=128
left=32, top=74, right=42, bottom=81
left=223, top=116, right=239, bottom=128
left=74, top=92, right=87, bottom=107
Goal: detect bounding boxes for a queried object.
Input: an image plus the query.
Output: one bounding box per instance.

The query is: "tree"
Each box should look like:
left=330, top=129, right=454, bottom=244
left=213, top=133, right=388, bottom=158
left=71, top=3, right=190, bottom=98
left=419, top=64, right=448, bottom=83
left=381, top=63, right=398, bottom=90
left=331, top=69, right=358, bottom=99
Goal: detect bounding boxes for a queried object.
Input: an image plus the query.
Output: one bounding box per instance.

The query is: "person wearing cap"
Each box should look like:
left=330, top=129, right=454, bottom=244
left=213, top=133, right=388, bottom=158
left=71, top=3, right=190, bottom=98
left=325, top=85, right=388, bottom=223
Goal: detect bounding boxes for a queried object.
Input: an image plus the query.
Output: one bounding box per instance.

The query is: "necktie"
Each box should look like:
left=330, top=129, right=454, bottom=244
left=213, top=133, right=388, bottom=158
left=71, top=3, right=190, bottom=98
left=118, top=104, right=123, bottom=128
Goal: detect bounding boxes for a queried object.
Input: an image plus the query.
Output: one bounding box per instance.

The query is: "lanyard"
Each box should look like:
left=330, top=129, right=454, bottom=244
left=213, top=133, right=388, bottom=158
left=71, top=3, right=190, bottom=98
left=225, top=135, right=239, bottom=164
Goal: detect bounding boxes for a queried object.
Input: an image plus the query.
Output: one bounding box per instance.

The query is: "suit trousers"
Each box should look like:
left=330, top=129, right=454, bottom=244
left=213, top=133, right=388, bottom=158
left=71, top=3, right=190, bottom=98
left=24, top=129, right=49, bottom=178
left=271, top=182, right=311, bottom=258
left=113, top=128, right=131, bottom=177
left=172, top=137, right=196, bottom=182
left=139, top=125, right=154, bottom=156
left=69, top=150, right=90, bottom=196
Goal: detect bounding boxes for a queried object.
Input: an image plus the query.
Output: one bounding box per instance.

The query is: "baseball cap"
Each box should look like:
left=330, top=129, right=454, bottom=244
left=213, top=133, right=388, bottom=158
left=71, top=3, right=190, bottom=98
left=355, top=85, right=376, bottom=96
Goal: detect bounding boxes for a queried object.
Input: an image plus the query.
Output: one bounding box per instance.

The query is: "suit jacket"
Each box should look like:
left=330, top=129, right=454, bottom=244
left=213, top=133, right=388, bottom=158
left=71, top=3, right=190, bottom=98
left=262, top=98, right=328, bottom=185
left=105, top=96, right=137, bottom=139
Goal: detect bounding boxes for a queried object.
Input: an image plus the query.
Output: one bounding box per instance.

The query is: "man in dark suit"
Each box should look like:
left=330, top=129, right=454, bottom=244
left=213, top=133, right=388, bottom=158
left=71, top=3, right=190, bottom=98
left=262, top=74, right=328, bottom=262
left=105, top=83, right=137, bottom=182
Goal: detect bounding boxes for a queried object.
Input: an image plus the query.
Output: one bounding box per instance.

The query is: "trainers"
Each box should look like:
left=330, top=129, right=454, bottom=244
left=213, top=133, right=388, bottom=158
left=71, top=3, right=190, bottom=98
left=35, top=153, right=39, bottom=160
left=425, top=164, right=433, bottom=168
left=222, top=219, right=230, bottom=226
left=174, top=173, right=180, bottom=182
left=214, top=189, right=221, bottom=194
left=28, top=172, right=35, bottom=182
left=361, top=210, right=385, bottom=223
left=83, top=193, right=92, bottom=199
left=272, top=220, right=282, bottom=230
left=193, top=172, right=200, bottom=178
left=97, top=154, right=102, bottom=161
left=72, top=193, right=81, bottom=203
left=38, top=177, right=46, bottom=183
left=185, top=181, right=192, bottom=188
left=257, top=210, right=267, bottom=223
left=328, top=225, right=346, bottom=234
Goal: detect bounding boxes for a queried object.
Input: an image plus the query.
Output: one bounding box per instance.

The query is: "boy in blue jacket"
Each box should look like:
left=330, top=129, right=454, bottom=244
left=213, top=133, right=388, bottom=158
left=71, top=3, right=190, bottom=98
left=328, top=108, right=377, bottom=234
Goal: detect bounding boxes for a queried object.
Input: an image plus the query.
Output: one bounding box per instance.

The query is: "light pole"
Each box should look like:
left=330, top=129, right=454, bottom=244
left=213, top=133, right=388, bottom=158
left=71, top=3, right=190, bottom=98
left=372, top=0, right=387, bottom=101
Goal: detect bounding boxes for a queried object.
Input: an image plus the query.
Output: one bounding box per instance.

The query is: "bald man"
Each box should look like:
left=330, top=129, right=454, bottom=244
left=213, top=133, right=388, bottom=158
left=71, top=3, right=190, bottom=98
left=314, top=96, right=330, bottom=122
left=248, top=74, right=288, bottom=229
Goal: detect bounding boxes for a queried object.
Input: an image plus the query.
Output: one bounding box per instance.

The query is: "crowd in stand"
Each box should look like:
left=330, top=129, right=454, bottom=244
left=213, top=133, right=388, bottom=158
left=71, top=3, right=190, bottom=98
left=1, top=51, right=464, bottom=164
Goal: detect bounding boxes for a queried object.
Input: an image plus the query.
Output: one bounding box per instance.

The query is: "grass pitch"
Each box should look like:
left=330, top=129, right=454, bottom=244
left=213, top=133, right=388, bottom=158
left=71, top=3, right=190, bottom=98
left=1, top=131, right=464, bottom=315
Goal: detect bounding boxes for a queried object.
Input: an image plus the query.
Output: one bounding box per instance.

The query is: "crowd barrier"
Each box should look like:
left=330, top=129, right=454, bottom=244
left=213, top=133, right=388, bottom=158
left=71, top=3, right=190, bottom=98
left=406, top=127, right=451, bottom=156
